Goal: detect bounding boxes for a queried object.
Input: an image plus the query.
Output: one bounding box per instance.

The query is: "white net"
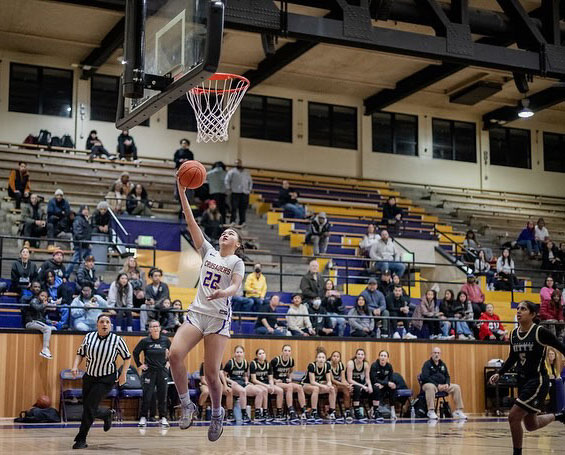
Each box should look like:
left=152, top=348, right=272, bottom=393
left=186, top=73, right=249, bottom=143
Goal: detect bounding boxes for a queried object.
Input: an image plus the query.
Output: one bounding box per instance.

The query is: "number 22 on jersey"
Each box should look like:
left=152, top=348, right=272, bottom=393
left=203, top=271, right=221, bottom=289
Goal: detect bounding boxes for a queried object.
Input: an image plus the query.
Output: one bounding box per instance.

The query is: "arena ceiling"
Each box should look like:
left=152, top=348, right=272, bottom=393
left=2, top=0, right=565, bottom=127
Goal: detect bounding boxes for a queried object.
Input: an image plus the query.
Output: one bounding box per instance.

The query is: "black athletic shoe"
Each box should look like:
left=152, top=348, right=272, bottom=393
left=241, top=410, right=251, bottom=424
left=226, top=409, right=234, bottom=422
left=254, top=409, right=265, bottom=422
left=354, top=408, right=367, bottom=421
left=72, top=440, right=88, bottom=450
left=275, top=411, right=286, bottom=422
left=265, top=411, right=275, bottom=422
left=301, top=411, right=309, bottom=422
left=345, top=409, right=354, bottom=424
left=373, top=409, right=384, bottom=422
left=328, top=411, right=337, bottom=422
left=555, top=411, right=565, bottom=424
left=103, top=410, right=115, bottom=432
left=289, top=409, right=300, bottom=423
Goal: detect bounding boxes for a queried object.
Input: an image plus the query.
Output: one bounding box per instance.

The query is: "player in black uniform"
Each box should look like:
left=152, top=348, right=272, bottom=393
left=224, top=345, right=267, bottom=423
left=199, top=362, right=234, bottom=421
left=347, top=348, right=372, bottom=421
left=369, top=350, right=397, bottom=421
left=132, top=319, right=171, bottom=427
left=302, top=351, right=336, bottom=422
left=329, top=351, right=352, bottom=422
left=271, top=344, right=308, bottom=422
left=489, top=301, right=565, bottom=455
left=249, top=348, right=283, bottom=421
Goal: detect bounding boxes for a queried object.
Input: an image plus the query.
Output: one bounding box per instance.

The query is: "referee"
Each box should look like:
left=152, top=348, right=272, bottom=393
left=133, top=319, right=171, bottom=427
left=71, top=313, right=131, bottom=449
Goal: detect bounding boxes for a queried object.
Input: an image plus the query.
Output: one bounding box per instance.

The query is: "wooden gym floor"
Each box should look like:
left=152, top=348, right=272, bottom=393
left=0, top=418, right=562, bottom=454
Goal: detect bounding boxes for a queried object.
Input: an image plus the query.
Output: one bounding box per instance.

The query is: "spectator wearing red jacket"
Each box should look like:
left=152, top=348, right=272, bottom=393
left=461, top=274, right=485, bottom=320
left=478, top=304, right=508, bottom=341
left=540, top=288, right=564, bottom=340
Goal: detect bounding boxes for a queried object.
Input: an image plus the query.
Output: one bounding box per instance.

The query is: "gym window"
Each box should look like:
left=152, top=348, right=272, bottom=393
left=240, top=94, right=292, bottom=142
left=9, top=63, right=73, bottom=117
left=432, top=118, right=477, bottom=163
left=371, top=111, right=418, bottom=156
left=167, top=96, right=197, bottom=132
left=543, top=132, right=565, bottom=173
left=91, top=75, right=149, bottom=126
left=489, top=126, right=531, bottom=169
left=309, top=102, right=357, bottom=150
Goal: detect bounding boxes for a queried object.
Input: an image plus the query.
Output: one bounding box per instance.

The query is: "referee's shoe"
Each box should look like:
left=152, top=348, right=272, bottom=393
left=104, top=410, right=115, bottom=432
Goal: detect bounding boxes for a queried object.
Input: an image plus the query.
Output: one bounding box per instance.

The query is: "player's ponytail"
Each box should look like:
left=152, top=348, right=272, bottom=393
left=232, top=229, right=245, bottom=259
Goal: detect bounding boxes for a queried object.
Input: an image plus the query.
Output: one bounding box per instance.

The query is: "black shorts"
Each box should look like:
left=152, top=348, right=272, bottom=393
left=516, top=376, right=549, bottom=414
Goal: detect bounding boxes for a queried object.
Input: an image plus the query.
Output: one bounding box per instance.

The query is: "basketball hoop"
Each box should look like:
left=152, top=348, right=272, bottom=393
left=187, top=73, right=250, bottom=143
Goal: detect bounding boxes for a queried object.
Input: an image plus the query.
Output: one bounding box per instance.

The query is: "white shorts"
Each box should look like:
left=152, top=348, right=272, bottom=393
left=185, top=310, right=231, bottom=337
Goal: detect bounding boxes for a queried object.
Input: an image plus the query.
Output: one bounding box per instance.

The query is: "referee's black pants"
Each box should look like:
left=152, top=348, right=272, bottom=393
left=75, top=373, right=115, bottom=442
left=140, top=368, right=168, bottom=418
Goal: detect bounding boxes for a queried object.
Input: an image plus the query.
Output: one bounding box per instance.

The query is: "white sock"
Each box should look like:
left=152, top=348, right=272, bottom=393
left=179, top=392, right=191, bottom=407
left=211, top=407, right=222, bottom=418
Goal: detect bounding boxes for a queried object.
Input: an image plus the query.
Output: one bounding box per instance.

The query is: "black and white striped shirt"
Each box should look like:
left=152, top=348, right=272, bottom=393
left=77, top=331, right=131, bottom=377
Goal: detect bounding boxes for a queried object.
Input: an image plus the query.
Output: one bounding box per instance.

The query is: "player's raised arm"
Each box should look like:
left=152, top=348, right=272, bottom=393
left=177, top=179, right=204, bottom=250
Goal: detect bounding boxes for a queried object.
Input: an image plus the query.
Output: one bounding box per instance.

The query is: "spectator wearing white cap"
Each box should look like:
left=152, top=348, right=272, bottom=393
left=47, top=189, right=70, bottom=235
left=307, top=212, right=331, bottom=255
left=91, top=201, right=111, bottom=237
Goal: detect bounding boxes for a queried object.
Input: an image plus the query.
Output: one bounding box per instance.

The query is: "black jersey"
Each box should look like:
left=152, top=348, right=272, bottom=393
left=132, top=335, right=170, bottom=370
left=350, top=360, right=368, bottom=383
left=224, top=359, right=248, bottom=386
left=370, top=361, right=393, bottom=386
left=303, top=361, right=330, bottom=384
left=329, top=361, right=345, bottom=381
left=250, top=360, right=272, bottom=384
left=271, top=356, right=295, bottom=381
left=499, top=324, right=565, bottom=379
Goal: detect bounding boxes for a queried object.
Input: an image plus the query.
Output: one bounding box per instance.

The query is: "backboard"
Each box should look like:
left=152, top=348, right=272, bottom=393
left=116, top=0, right=224, bottom=130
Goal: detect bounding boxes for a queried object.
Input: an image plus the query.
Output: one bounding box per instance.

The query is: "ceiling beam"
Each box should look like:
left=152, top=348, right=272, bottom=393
left=80, top=17, right=125, bottom=79
left=483, top=85, right=565, bottom=128
left=496, top=0, right=547, bottom=50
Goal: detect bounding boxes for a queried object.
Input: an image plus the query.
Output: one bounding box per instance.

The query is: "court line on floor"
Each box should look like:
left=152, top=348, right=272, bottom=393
left=320, top=439, right=415, bottom=455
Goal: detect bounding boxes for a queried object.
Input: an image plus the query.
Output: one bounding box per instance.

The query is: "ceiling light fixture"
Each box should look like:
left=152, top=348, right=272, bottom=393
left=518, top=98, right=534, bottom=118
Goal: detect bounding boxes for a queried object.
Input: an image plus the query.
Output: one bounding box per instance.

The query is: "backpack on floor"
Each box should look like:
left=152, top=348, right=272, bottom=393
left=50, top=136, right=62, bottom=148
left=440, top=400, right=452, bottom=418
left=14, top=406, right=60, bottom=423
left=412, top=396, right=428, bottom=418
left=37, top=130, right=52, bottom=146
left=377, top=404, right=392, bottom=419
left=23, top=134, right=38, bottom=144
left=61, top=134, right=74, bottom=148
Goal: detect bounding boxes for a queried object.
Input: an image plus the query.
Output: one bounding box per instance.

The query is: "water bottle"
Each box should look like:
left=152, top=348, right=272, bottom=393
left=246, top=405, right=252, bottom=420
left=233, top=398, right=242, bottom=422
left=410, top=406, right=416, bottom=420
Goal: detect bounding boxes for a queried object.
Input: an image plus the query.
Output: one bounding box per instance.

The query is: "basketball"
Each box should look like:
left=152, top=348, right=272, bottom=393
left=177, top=160, right=207, bottom=189
left=35, top=395, right=51, bottom=409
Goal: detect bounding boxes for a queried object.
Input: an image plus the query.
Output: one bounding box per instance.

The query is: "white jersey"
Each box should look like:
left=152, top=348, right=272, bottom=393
left=190, top=240, right=245, bottom=321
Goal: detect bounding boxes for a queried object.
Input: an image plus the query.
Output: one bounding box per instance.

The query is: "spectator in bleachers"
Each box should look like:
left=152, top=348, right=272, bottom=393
left=359, top=223, right=380, bottom=257
left=200, top=199, right=223, bottom=243
left=379, top=269, right=393, bottom=295
left=412, top=289, right=441, bottom=339
left=463, top=230, right=493, bottom=262
left=139, top=297, right=157, bottom=332
left=86, top=130, right=114, bottom=161
left=542, top=240, right=561, bottom=272
left=322, top=279, right=346, bottom=337
left=7, top=161, right=30, bottom=209
left=535, top=217, right=550, bottom=253
left=70, top=284, right=108, bottom=331
left=47, top=189, right=70, bottom=236
left=127, top=184, right=153, bottom=217
left=145, top=268, right=170, bottom=304
left=121, top=257, right=146, bottom=308
left=495, top=248, right=518, bottom=291
left=386, top=285, right=413, bottom=338
left=231, top=282, right=255, bottom=313
left=390, top=274, right=413, bottom=312
left=255, top=294, right=285, bottom=335
left=438, top=289, right=456, bottom=340
left=244, top=263, right=268, bottom=309
left=307, top=212, right=331, bottom=256
left=286, top=294, right=315, bottom=336
left=117, top=129, right=138, bottom=162
left=347, top=295, right=374, bottom=338
left=453, top=291, right=475, bottom=340
left=278, top=180, right=306, bottom=219
left=478, top=304, right=508, bottom=341
left=474, top=250, right=495, bottom=290
left=43, top=270, right=68, bottom=330
left=225, top=159, right=253, bottom=227
left=540, top=276, right=558, bottom=307
left=22, top=282, right=55, bottom=359
left=10, top=247, right=37, bottom=296
left=67, top=205, right=92, bottom=278
left=369, top=230, right=406, bottom=277
left=54, top=210, right=75, bottom=246
left=300, top=259, right=325, bottom=304
left=76, top=255, right=101, bottom=294
left=38, top=248, right=65, bottom=283
left=173, top=138, right=194, bottom=169
left=382, top=196, right=404, bottom=237
left=155, top=298, right=176, bottom=333
left=206, top=161, right=227, bottom=223
left=540, top=288, right=564, bottom=340
left=420, top=347, right=466, bottom=420
left=171, top=299, right=184, bottom=332
left=347, top=348, right=372, bottom=420
left=461, top=274, right=485, bottom=320
left=361, top=278, right=389, bottom=336
left=91, top=201, right=111, bottom=237
left=307, top=297, right=334, bottom=336
left=106, top=182, right=127, bottom=215
left=108, top=272, right=133, bottom=332
left=115, top=172, right=135, bottom=194
left=515, top=220, right=539, bottom=258
left=21, top=193, right=55, bottom=249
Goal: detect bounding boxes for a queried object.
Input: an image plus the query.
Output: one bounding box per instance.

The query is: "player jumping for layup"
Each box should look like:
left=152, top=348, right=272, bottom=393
left=489, top=301, right=565, bottom=455
left=169, top=179, right=244, bottom=442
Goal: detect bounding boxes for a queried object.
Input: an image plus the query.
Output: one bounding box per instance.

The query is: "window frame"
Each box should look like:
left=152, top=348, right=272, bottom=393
left=371, top=111, right=418, bottom=156
left=489, top=126, right=532, bottom=169
left=240, top=94, right=293, bottom=143
left=431, top=117, right=477, bottom=163
left=308, top=101, right=358, bottom=150
left=542, top=131, right=565, bottom=173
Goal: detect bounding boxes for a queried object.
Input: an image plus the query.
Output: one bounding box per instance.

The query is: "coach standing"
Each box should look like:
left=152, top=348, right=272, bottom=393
left=71, top=313, right=131, bottom=449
